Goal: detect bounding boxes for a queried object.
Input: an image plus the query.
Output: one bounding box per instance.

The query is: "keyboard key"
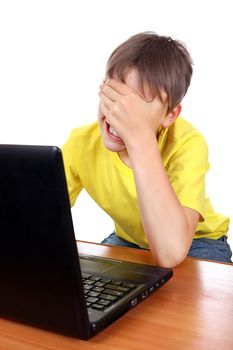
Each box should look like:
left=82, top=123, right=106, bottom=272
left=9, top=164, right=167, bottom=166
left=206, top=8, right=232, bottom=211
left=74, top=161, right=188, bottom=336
left=86, top=297, right=99, bottom=304
left=100, top=278, right=112, bottom=284
left=84, top=284, right=93, bottom=290
left=104, top=289, right=124, bottom=297
left=105, top=284, right=130, bottom=293
left=88, top=291, right=100, bottom=298
left=84, top=279, right=95, bottom=285
left=98, top=299, right=112, bottom=307
left=110, top=280, right=122, bottom=286
left=93, top=286, right=104, bottom=293
left=91, top=303, right=104, bottom=310
left=99, top=293, right=118, bottom=301
left=94, top=281, right=106, bottom=287
left=82, top=273, right=91, bottom=279
left=90, top=276, right=102, bottom=281
left=121, top=282, right=136, bottom=289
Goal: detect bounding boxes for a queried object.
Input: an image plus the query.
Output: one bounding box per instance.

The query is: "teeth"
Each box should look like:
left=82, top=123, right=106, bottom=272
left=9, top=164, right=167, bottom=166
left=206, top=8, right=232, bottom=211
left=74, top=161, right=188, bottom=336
left=109, top=126, right=119, bottom=137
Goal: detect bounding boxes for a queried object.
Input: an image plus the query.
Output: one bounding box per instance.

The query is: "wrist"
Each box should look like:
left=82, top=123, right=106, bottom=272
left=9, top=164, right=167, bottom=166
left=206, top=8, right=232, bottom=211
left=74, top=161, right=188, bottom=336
left=125, top=130, right=158, bottom=155
left=125, top=132, right=161, bottom=172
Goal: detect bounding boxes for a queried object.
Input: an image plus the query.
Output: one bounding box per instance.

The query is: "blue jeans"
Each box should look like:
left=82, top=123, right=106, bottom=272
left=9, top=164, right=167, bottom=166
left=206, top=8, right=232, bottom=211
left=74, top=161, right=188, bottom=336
left=101, top=232, right=233, bottom=263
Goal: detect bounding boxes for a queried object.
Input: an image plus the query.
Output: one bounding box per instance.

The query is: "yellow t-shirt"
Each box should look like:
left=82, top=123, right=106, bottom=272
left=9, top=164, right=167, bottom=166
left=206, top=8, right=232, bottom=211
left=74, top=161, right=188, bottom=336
left=62, top=118, right=230, bottom=248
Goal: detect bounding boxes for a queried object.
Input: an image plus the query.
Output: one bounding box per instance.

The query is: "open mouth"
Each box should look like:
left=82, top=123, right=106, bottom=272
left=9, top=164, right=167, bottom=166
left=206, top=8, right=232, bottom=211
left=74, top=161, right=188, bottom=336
left=105, top=121, right=123, bottom=143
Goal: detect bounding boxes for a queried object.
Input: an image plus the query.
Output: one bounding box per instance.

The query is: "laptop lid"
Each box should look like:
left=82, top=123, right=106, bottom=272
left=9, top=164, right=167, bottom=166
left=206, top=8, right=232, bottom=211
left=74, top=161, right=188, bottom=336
left=0, top=144, right=172, bottom=339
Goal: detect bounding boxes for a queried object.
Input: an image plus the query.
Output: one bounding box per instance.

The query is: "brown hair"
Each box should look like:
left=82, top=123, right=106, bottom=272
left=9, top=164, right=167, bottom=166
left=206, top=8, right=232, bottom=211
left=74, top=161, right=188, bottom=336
left=106, top=31, right=193, bottom=111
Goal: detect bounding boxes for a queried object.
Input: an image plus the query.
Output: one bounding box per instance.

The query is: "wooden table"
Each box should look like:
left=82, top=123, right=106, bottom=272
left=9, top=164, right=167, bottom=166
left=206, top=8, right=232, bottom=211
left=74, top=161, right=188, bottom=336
left=0, top=241, right=233, bottom=350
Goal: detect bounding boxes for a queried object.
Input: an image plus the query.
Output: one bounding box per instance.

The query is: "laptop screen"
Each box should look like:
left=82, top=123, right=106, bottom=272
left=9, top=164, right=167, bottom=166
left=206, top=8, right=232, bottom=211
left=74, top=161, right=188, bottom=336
left=0, top=145, right=91, bottom=337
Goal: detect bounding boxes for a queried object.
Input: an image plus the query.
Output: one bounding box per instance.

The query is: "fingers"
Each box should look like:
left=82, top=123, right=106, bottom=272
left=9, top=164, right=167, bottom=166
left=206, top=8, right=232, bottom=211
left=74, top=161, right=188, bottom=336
left=99, top=84, right=118, bottom=102
left=99, top=78, right=133, bottom=100
left=100, top=98, right=109, bottom=119
left=99, top=92, right=113, bottom=110
left=107, top=79, right=132, bottom=95
left=99, top=90, right=117, bottom=121
left=99, top=79, right=125, bottom=119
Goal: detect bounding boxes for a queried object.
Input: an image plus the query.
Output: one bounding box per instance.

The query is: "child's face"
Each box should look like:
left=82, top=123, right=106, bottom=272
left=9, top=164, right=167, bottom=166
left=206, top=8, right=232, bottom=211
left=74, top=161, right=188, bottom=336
left=98, top=69, right=155, bottom=154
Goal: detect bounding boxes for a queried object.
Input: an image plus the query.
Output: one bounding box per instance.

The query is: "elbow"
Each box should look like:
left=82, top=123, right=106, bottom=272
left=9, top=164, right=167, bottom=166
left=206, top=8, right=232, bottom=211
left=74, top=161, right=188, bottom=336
left=158, top=255, right=186, bottom=269
left=156, top=254, right=186, bottom=269
left=148, top=222, right=193, bottom=268
left=151, top=247, right=187, bottom=269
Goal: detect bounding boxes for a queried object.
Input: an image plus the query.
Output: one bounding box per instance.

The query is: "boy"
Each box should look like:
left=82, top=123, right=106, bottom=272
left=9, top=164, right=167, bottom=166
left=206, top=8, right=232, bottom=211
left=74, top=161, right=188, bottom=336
left=62, top=32, right=232, bottom=267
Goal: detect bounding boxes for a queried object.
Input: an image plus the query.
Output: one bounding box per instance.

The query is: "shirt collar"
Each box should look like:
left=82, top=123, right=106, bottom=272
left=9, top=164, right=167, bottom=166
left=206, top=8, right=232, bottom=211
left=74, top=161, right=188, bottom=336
left=157, top=126, right=169, bottom=152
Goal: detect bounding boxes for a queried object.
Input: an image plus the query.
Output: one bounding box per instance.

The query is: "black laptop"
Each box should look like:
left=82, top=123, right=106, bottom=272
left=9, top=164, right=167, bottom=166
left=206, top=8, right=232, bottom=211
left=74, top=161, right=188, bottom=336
left=0, top=144, right=173, bottom=339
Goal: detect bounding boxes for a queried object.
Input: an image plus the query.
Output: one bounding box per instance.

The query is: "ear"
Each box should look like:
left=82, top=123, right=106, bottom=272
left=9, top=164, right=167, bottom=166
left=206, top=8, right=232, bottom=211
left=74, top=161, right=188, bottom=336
left=162, top=104, right=182, bottom=128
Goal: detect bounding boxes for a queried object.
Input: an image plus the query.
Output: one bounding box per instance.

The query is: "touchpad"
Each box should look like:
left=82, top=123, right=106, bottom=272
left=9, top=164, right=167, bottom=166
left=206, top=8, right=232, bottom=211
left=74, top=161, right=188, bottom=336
left=79, top=256, right=120, bottom=274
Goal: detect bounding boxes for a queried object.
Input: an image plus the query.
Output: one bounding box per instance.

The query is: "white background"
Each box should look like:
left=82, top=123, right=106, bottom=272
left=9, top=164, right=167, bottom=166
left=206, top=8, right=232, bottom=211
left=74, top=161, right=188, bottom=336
left=0, top=0, right=232, bottom=248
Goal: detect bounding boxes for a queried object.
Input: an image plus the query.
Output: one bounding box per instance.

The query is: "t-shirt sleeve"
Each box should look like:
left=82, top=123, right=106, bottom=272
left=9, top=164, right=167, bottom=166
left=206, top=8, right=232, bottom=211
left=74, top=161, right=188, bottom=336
left=62, top=131, right=83, bottom=207
left=166, top=134, right=209, bottom=220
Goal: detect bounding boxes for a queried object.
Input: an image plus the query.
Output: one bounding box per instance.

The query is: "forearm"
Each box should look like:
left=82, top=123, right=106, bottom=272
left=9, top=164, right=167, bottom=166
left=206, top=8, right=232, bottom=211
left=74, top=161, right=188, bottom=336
left=126, top=133, right=191, bottom=267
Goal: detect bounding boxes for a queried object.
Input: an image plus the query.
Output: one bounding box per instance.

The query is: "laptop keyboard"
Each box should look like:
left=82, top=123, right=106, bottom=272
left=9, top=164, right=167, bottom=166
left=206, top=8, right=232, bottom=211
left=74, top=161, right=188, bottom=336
left=82, top=273, right=136, bottom=310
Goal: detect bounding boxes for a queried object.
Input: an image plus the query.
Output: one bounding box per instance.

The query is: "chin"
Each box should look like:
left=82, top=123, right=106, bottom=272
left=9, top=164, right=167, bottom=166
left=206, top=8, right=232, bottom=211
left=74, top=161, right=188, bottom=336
left=102, top=138, right=126, bottom=153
